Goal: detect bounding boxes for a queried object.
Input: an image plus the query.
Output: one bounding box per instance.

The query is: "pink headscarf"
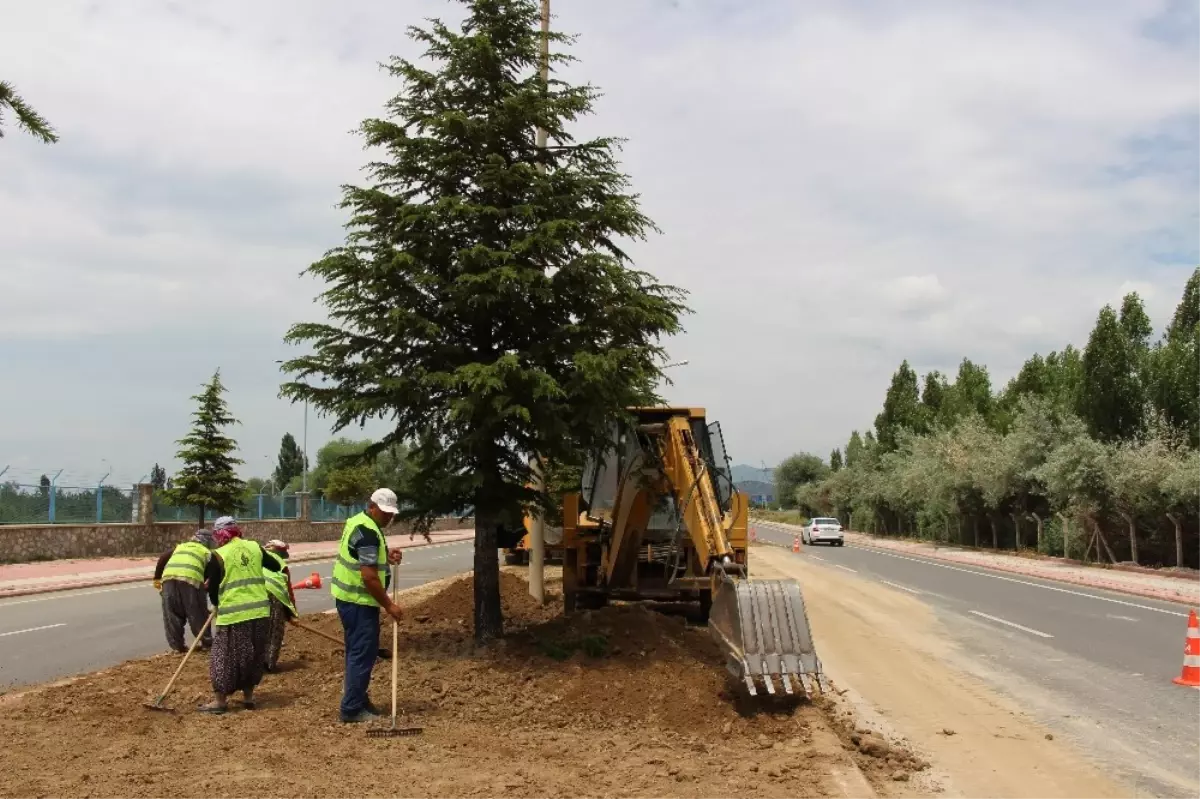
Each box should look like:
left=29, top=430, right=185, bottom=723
left=212, top=516, right=242, bottom=547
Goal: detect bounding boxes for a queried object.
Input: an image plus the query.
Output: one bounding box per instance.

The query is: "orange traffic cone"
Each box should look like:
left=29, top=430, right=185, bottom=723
left=1173, top=609, right=1200, bottom=688
left=292, top=572, right=322, bottom=591
left=792, top=536, right=800, bottom=553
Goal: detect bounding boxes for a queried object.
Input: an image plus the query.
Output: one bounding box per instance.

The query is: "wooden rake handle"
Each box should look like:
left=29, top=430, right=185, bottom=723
left=154, top=608, right=216, bottom=703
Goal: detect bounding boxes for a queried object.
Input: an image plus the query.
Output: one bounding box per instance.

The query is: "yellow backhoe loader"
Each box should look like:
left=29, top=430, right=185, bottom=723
left=560, top=406, right=828, bottom=698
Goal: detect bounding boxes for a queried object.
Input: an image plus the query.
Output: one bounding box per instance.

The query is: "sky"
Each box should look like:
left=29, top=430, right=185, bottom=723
left=1, top=0, right=1196, bottom=490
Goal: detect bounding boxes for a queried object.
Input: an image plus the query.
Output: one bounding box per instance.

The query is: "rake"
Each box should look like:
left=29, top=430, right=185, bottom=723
left=143, top=607, right=216, bottom=712
left=368, top=564, right=422, bottom=738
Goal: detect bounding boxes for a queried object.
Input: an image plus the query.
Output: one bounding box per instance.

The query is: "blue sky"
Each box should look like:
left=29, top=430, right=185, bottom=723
left=1, top=0, right=1196, bottom=488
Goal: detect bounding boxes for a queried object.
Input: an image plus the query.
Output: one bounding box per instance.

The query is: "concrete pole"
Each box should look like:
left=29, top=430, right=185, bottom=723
left=528, top=0, right=551, bottom=606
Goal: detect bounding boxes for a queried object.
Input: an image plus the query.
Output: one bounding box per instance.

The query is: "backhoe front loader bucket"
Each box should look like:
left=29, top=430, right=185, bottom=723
left=708, top=576, right=829, bottom=698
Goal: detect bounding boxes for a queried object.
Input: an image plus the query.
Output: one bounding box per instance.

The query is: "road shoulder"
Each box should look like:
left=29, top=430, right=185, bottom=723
left=751, top=544, right=1131, bottom=798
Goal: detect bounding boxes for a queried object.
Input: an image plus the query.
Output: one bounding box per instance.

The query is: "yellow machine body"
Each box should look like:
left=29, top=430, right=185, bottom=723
left=561, top=406, right=828, bottom=697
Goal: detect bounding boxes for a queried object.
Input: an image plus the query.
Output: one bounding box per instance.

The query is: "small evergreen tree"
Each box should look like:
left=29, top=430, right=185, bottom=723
left=167, top=370, right=245, bottom=525
left=273, top=433, right=307, bottom=489
left=1080, top=305, right=1144, bottom=442
left=149, top=463, right=167, bottom=490
left=874, top=361, right=922, bottom=451
left=829, top=448, right=843, bottom=472
left=281, top=0, right=686, bottom=642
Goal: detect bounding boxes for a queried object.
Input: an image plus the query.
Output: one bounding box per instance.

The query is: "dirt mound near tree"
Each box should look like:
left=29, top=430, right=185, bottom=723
left=0, top=571, right=886, bottom=798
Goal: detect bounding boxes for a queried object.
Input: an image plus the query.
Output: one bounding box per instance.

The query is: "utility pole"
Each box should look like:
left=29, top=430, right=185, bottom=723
left=529, top=0, right=551, bottom=607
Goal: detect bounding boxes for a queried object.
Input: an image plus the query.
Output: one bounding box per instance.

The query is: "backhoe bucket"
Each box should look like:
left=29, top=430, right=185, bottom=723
left=708, top=576, right=829, bottom=698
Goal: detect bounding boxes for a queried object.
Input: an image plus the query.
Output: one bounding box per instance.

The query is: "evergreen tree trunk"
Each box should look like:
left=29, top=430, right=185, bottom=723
left=1167, top=513, right=1184, bottom=567
left=990, top=515, right=999, bottom=549
left=1010, top=513, right=1021, bottom=550
left=197, top=504, right=206, bottom=527
left=972, top=517, right=980, bottom=548
left=472, top=505, right=503, bottom=644
left=1119, top=511, right=1138, bottom=565
left=1031, top=512, right=1043, bottom=553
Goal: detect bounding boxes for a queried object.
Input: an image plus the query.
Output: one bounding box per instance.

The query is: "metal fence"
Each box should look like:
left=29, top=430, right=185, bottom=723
left=0, top=483, right=136, bottom=525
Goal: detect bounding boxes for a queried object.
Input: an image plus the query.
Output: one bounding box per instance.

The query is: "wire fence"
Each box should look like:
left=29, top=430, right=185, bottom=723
left=0, top=484, right=369, bottom=526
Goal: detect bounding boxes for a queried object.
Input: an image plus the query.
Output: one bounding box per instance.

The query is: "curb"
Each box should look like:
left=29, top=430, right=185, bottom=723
left=749, top=526, right=1198, bottom=607
left=0, top=534, right=475, bottom=600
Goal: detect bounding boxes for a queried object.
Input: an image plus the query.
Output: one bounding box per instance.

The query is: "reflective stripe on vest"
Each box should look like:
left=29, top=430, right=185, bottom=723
left=262, top=550, right=296, bottom=615
left=330, top=511, right=387, bottom=607
left=162, top=541, right=211, bottom=587
left=214, top=538, right=271, bottom=626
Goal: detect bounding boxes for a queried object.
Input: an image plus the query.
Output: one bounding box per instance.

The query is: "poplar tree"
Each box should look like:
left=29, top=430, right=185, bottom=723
left=281, top=0, right=686, bottom=642
left=168, top=370, right=245, bottom=525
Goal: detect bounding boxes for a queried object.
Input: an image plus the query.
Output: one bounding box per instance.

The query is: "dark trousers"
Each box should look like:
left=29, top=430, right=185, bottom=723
left=336, top=599, right=380, bottom=717
left=161, top=580, right=212, bottom=651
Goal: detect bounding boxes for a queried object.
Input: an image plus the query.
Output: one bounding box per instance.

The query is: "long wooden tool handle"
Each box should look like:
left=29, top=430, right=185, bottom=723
left=289, top=619, right=344, bottom=646
left=157, top=608, right=215, bottom=701
left=391, top=563, right=399, bottom=726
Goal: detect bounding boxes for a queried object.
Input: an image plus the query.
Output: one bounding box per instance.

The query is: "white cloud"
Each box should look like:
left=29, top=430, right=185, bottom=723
left=0, top=0, right=1195, bottom=482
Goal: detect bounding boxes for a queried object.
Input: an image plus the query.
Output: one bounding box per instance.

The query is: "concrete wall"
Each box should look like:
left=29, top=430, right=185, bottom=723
left=0, top=517, right=474, bottom=564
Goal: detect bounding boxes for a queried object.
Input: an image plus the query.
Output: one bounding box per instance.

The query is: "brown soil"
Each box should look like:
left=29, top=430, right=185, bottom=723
left=0, top=569, right=877, bottom=798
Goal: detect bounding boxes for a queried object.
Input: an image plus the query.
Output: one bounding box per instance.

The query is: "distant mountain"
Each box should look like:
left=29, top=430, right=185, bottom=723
left=731, top=464, right=773, bottom=484
left=735, top=480, right=774, bottom=501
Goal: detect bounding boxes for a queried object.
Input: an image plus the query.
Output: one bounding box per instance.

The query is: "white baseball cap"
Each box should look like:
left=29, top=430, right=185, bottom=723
left=370, top=487, right=400, bottom=515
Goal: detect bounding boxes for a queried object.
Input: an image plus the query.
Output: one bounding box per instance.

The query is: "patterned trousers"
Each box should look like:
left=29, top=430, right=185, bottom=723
left=264, top=596, right=289, bottom=671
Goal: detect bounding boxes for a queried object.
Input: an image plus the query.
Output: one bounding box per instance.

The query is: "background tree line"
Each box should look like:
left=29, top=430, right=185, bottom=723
left=776, top=269, right=1199, bottom=568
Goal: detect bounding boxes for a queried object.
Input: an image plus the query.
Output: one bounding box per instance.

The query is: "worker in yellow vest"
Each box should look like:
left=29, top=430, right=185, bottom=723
left=153, top=528, right=216, bottom=652
left=331, top=488, right=405, bottom=723
left=196, top=517, right=284, bottom=715
left=261, top=539, right=296, bottom=672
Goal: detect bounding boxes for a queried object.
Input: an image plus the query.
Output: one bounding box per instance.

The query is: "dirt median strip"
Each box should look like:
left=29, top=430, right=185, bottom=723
left=0, top=535, right=474, bottom=600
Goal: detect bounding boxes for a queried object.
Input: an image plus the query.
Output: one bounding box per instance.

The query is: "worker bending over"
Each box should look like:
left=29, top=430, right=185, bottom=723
left=197, top=516, right=283, bottom=715
left=153, top=528, right=215, bottom=652
left=331, top=487, right=404, bottom=723
left=261, top=539, right=297, bottom=672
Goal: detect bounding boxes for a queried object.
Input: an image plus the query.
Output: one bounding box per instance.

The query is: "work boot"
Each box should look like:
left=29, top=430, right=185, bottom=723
left=340, top=708, right=381, bottom=724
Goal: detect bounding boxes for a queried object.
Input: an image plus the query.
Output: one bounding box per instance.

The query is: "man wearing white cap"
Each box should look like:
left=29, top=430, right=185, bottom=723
left=329, top=487, right=405, bottom=723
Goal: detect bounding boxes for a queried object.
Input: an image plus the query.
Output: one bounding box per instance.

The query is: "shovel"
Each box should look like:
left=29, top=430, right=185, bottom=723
left=368, top=564, right=422, bottom=737
left=143, top=608, right=216, bottom=712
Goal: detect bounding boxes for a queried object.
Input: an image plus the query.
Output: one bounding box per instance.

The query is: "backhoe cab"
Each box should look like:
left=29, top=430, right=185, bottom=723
left=560, top=407, right=828, bottom=698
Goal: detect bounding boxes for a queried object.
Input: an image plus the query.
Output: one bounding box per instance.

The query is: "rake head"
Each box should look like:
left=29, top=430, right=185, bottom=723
left=366, top=724, right=423, bottom=738
left=141, top=700, right=176, bottom=713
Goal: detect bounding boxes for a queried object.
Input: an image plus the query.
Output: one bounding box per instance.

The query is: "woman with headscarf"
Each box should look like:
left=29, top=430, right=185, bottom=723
left=196, top=516, right=283, bottom=714
left=261, top=539, right=296, bottom=672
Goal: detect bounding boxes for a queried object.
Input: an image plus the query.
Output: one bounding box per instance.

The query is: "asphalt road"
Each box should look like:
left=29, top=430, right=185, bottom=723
left=0, top=540, right=476, bottom=691
left=753, top=521, right=1200, bottom=798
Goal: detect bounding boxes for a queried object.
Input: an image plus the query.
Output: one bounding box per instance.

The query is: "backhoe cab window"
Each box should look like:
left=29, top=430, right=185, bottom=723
left=694, top=419, right=735, bottom=513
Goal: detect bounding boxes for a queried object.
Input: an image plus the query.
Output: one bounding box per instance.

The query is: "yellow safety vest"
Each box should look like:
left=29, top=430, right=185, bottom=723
left=330, top=511, right=388, bottom=607
left=162, top=540, right=210, bottom=587
left=214, top=538, right=271, bottom=626
left=262, top=550, right=297, bottom=616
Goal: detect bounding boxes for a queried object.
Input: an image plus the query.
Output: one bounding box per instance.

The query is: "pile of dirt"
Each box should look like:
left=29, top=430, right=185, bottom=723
left=0, top=571, right=878, bottom=798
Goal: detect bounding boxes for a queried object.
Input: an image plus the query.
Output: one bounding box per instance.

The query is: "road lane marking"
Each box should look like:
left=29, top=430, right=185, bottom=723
left=851, top=547, right=1190, bottom=618
left=833, top=564, right=858, bottom=573
left=1107, top=614, right=1139, bottom=622
left=808, top=555, right=827, bottom=562
left=968, top=610, right=1053, bottom=638
left=880, top=580, right=921, bottom=595
left=0, top=623, right=67, bottom=637
left=0, top=585, right=141, bottom=608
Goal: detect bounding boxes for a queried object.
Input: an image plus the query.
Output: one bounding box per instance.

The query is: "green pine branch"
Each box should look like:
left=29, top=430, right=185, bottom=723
left=0, top=80, right=59, bottom=144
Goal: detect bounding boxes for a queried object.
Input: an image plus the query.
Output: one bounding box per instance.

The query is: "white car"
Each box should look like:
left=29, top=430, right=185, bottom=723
left=802, top=517, right=845, bottom=546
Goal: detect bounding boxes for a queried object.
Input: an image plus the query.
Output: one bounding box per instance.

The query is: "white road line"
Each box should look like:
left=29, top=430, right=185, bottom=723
left=834, top=564, right=858, bottom=574
left=968, top=610, right=1053, bottom=638
left=1106, top=614, right=1139, bottom=622
left=0, top=623, right=67, bottom=637
left=0, top=584, right=141, bottom=608
left=808, top=554, right=826, bottom=562
left=853, top=547, right=1190, bottom=618
left=881, top=580, right=921, bottom=595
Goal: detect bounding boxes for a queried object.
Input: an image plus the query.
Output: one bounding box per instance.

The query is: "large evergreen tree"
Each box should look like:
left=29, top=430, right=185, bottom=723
left=273, top=433, right=306, bottom=489
left=874, top=360, right=922, bottom=451
left=0, top=80, right=58, bottom=143
left=1150, top=268, right=1199, bottom=447
left=1080, top=305, right=1144, bottom=442
left=167, top=370, right=245, bottom=525
left=281, top=0, right=686, bottom=642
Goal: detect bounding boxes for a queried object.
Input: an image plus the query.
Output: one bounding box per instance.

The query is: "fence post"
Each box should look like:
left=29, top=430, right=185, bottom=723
left=96, top=483, right=104, bottom=523
left=48, top=469, right=63, bottom=523
left=298, top=492, right=311, bottom=521
left=257, top=493, right=264, bottom=520
left=133, top=483, right=155, bottom=525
